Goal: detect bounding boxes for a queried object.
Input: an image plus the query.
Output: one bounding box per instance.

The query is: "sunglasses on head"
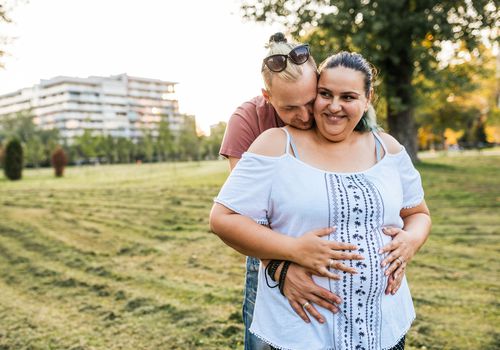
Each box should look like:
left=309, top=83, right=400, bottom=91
left=262, top=44, right=310, bottom=73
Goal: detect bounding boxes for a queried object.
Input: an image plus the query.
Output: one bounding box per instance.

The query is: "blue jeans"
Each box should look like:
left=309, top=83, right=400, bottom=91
left=243, top=256, right=272, bottom=350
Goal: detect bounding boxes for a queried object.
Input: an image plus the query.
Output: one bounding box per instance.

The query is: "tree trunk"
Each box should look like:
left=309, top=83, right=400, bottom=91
left=387, top=105, right=419, bottom=162
left=384, top=53, right=419, bottom=162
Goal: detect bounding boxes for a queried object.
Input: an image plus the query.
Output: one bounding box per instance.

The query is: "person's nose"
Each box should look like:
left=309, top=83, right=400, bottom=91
left=297, top=106, right=310, bottom=122
left=328, top=97, right=342, bottom=113
left=306, top=103, right=314, bottom=117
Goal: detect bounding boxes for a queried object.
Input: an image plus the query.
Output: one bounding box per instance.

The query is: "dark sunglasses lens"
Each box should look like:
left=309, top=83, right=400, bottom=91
left=289, top=45, right=309, bottom=64
left=265, top=55, right=287, bottom=72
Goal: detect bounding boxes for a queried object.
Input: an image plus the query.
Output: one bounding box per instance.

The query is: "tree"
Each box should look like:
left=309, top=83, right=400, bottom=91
left=51, top=147, right=67, bottom=177
left=0, top=2, right=11, bottom=69
left=201, top=122, right=226, bottom=159
left=415, top=45, right=498, bottom=148
left=137, top=128, right=155, bottom=162
left=25, top=136, right=44, bottom=167
left=111, top=137, right=130, bottom=163
left=242, top=0, right=499, bottom=161
left=95, top=135, right=118, bottom=164
left=40, top=128, right=60, bottom=166
left=0, top=144, right=4, bottom=168
left=156, top=119, right=174, bottom=162
left=177, top=115, right=201, bottom=161
left=0, top=111, right=61, bottom=167
left=4, top=139, right=23, bottom=180
left=0, top=111, right=34, bottom=143
left=74, top=130, right=98, bottom=163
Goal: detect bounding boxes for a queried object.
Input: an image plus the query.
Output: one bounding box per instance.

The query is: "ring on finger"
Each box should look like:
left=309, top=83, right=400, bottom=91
left=328, top=258, right=334, bottom=269
left=396, top=257, right=404, bottom=265
left=302, top=301, right=311, bottom=309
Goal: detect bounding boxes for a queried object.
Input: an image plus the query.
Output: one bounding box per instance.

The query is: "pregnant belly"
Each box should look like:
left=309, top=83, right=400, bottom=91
left=316, top=226, right=388, bottom=350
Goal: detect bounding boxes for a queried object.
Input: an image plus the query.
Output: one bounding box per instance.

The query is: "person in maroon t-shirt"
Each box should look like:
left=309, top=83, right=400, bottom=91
left=219, top=33, right=361, bottom=350
left=220, top=95, right=285, bottom=166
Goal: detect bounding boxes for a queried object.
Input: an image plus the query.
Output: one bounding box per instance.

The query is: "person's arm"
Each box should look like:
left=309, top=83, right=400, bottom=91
left=211, top=201, right=365, bottom=322
left=379, top=201, right=431, bottom=294
left=377, top=132, right=431, bottom=294
left=228, top=156, right=239, bottom=171
left=211, top=199, right=362, bottom=280
left=213, top=128, right=363, bottom=271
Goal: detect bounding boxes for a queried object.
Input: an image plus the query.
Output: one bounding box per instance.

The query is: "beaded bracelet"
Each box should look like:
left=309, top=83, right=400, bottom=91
left=267, top=260, right=282, bottom=281
left=278, top=260, right=292, bottom=296
left=264, top=260, right=282, bottom=288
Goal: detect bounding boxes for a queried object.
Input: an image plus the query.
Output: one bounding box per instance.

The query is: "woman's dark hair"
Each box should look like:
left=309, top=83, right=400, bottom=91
left=318, top=51, right=378, bottom=132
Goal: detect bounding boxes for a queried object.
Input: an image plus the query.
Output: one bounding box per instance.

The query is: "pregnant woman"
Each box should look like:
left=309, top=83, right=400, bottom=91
left=210, top=51, right=431, bottom=350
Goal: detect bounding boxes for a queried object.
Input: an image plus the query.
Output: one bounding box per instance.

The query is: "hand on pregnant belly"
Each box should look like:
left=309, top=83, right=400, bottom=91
left=379, top=227, right=419, bottom=294
left=291, top=227, right=365, bottom=280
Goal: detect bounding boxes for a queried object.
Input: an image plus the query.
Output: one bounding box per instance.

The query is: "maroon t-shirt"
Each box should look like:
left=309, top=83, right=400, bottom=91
left=220, top=95, right=285, bottom=158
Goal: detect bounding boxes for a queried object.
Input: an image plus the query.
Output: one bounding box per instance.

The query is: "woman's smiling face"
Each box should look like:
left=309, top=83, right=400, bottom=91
left=314, top=66, right=370, bottom=142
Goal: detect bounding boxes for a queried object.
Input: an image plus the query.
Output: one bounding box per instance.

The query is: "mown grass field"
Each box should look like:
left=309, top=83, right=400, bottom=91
left=0, top=155, right=498, bottom=350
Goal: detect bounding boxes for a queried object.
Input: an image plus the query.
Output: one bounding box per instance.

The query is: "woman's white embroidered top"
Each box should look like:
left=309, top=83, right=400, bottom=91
left=215, top=132, right=424, bottom=350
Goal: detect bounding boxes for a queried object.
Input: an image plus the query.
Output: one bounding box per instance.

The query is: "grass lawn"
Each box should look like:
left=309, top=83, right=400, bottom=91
left=0, top=155, right=498, bottom=350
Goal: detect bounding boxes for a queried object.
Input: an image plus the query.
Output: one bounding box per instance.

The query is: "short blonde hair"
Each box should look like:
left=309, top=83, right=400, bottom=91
left=261, top=33, right=317, bottom=90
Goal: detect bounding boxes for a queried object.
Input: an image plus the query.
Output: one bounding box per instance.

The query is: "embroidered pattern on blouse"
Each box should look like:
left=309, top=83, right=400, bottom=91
left=326, top=174, right=386, bottom=350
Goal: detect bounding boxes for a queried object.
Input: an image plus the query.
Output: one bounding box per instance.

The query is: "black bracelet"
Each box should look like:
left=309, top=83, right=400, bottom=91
left=278, top=261, right=291, bottom=296
left=264, top=260, right=281, bottom=288
left=267, top=260, right=282, bottom=281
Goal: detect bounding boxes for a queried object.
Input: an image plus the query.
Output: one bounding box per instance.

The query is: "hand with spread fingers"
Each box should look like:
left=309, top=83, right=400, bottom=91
left=281, top=262, right=344, bottom=324
left=379, top=227, right=418, bottom=295
left=290, top=227, right=364, bottom=280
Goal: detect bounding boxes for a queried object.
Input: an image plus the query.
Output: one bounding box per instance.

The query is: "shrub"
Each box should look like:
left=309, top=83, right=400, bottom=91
left=0, top=145, right=4, bottom=168
left=4, top=139, right=23, bottom=180
left=51, top=147, right=68, bottom=177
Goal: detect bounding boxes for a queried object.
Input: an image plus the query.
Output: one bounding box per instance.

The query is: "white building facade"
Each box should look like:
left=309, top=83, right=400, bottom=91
left=0, top=74, right=186, bottom=141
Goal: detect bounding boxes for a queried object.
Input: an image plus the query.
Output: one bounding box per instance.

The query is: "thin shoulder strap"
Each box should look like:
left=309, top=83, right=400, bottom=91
left=281, top=127, right=292, bottom=155
left=280, top=127, right=300, bottom=159
left=372, top=131, right=387, bottom=162
left=375, top=137, right=382, bottom=162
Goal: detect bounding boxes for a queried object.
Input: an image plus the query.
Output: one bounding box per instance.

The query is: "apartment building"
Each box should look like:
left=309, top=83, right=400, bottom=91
left=0, top=74, right=186, bottom=141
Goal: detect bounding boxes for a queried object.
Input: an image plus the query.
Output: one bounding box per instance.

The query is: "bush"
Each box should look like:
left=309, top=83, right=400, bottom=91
left=4, top=139, right=23, bottom=180
left=0, top=145, right=4, bottom=168
left=51, top=147, right=68, bottom=177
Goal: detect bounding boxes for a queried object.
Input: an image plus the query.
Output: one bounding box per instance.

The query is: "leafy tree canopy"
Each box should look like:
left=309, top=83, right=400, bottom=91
left=241, top=0, right=499, bottom=160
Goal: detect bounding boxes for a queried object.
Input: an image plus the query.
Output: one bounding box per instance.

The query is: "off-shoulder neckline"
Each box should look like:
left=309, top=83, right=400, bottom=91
left=242, top=146, right=406, bottom=175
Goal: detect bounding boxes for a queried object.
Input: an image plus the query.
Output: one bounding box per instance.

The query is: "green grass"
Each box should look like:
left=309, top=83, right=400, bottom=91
left=406, top=156, right=500, bottom=350
left=0, top=156, right=498, bottom=350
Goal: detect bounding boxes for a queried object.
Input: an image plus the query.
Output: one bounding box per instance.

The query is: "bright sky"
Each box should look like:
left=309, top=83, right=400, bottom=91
left=0, top=0, right=283, bottom=134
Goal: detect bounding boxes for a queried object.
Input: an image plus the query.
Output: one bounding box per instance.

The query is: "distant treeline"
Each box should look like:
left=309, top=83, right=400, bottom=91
left=0, top=112, right=226, bottom=167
